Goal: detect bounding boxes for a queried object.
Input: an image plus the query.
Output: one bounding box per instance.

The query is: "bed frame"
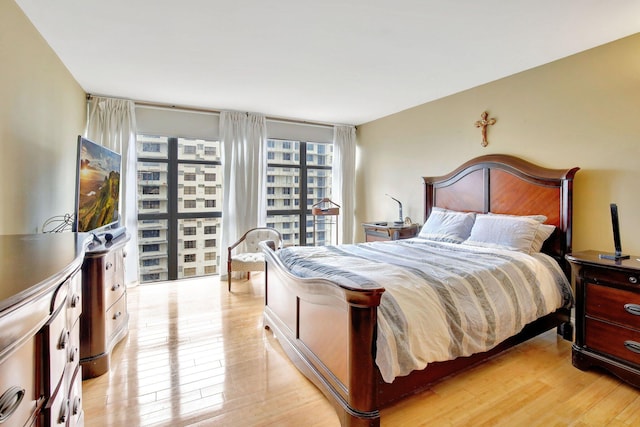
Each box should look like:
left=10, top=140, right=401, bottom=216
left=261, top=154, right=579, bottom=426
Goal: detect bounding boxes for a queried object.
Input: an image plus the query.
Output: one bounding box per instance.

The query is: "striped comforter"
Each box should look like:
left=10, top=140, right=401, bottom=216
left=277, top=238, right=573, bottom=383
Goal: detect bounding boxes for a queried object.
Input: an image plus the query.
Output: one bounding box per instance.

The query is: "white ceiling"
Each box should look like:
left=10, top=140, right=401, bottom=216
left=14, top=0, right=640, bottom=125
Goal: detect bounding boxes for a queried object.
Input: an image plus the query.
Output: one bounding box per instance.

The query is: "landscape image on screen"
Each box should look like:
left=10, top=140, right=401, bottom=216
left=76, top=139, right=121, bottom=232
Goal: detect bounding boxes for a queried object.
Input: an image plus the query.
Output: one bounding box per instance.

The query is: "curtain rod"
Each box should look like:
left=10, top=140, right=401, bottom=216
left=88, top=94, right=340, bottom=130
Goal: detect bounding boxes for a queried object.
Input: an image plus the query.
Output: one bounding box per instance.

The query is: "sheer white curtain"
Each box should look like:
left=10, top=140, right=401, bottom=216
left=85, top=96, right=139, bottom=285
left=220, top=111, right=267, bottom=279
left=332, top=125, right=356, bottom=244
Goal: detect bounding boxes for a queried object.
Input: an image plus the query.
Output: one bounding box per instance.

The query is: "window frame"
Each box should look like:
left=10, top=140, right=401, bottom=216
left=266, top=139, right=332, bottom=246
left=137, top=136, right=222, bottom=281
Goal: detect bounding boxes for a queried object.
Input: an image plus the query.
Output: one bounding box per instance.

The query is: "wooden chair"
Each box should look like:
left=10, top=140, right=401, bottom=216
left=227, top=227, right=282, bottom=291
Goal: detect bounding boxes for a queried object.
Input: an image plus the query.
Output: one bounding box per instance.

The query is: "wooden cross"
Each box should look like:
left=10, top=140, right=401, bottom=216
left=474, top=111, right=497, bottom=147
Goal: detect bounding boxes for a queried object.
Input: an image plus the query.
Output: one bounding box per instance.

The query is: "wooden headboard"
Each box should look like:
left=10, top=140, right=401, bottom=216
left=423, top=154, right=579, bottom=276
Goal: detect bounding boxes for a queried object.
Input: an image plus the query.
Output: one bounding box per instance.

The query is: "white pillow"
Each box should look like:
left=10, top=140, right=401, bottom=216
left=464, top=214, right=541, bottom=253
left=419, top=207, right=476, bottom=243
left=489, top=212, right=547, bottom=224
left=530, top=224, right=556, bottom=253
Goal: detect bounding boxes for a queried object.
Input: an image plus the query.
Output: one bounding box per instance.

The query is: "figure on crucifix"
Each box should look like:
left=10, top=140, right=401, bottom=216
left=474, top=111, right=497, bottom=147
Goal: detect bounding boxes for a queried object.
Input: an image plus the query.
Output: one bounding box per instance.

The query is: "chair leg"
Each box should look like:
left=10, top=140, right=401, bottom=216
left=247, top=271, right=251, bottom=281
left=228, top=265, right=232, bottom=292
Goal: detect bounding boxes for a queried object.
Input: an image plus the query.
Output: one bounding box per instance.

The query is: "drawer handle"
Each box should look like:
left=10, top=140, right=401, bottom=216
left=630, top=276, right=639, bottom=284
left=58, top=328, right=69, bottom=350
left=111, top=283, right=121, bottom=292
left=59, top=398, right=70, bottom=424
left=71, top=294, right=81, bottom=308
left=73, top=395, right=82, bottom=415
left=113, top=311, right=122, bottom=320
left=106, top=262, right=113, bottom=270
left=0, top=386, right=25, bottom=422
left=624, top=304, right=640, bottom=316
left=69, top=346, right=78, bottom=363
left=624, top=340, right=640, bottom=354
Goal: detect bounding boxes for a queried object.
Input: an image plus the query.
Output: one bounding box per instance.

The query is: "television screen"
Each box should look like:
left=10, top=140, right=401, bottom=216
left=74, top=136, right=122, bottom=233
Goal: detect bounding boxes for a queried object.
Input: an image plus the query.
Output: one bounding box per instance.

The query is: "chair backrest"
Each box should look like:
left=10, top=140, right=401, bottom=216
left=242, top=228, right=282, bottom=253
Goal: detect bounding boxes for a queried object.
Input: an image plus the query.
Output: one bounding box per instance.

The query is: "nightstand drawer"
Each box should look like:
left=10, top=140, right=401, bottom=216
left=586, top=318, right=640, bottom=366
left=582, top=265, right=640, bottom=289
left=586, top=283, right=640, bottom=329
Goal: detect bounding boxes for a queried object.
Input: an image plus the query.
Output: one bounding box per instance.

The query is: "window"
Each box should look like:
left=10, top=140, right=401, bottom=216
left=142, top=229, right=160, bottom=238
left=142, top=186, right=160, bottom=195
left=266, top=139, right=333, bottom=246
left=143, top=143, right=161, bottom=153
left=141, top=171, right=160, bottom=181
left=142, top=200, right=160, bottom=210
left=137, top=136, right=222, bottom=283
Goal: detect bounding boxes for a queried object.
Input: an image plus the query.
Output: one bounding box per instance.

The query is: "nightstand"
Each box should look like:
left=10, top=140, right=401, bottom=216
left=362, top=223, right=419, bottom=242
left=566, top=250, right=640, bottom=388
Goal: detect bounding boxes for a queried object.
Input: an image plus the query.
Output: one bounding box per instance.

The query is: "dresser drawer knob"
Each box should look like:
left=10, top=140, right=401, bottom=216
left=0, top=386, right=25, bottom=422
left=624, top=340, right=640, bottom=354
left=113, top=311, right=122, bottom=320
left=629, top=276, right=638, bottom=284
left=111, top=284, right=121, bottom=292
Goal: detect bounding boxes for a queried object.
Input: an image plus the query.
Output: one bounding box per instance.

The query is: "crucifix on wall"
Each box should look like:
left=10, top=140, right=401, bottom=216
left=474, top=111, right=497, bottom=147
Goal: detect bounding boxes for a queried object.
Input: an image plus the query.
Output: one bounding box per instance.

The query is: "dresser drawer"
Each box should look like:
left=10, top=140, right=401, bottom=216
left=104, top=277, right=125, bottom=310
left=66, top=273, right=82, bottom=331
left=586, top=318, right=640, bottom=366
left=67, top=365, right=83, bottom=427
left=0, top=338, right=38, bottom=427
left=582, top=265, right=640, bottom=289
left=105, top=294, right=127, bottom=342
left=586, top=283, right=640, bottom=329
left=43, top=306, right=68, bottom=396
left=43, top=381, right=68, bottom=427
left=66, top=317, right=80, bottom=378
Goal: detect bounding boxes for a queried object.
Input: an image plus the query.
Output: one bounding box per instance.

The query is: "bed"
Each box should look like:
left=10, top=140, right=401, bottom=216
left=260, top=154, right=579, bottom=426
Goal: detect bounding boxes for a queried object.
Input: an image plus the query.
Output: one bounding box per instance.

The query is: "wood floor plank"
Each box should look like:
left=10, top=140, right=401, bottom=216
left=82, top=274, right=639, bottom=426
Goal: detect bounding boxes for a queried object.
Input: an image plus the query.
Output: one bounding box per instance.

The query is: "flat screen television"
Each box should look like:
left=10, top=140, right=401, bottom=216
left=73, top=136, right=122, bottom=233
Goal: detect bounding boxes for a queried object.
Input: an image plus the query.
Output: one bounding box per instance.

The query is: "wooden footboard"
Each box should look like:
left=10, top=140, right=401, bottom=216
left=261, top=241, right=384, bottom=426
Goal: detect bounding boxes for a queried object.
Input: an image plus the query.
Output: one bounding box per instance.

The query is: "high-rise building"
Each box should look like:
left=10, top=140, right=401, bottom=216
left=136, top=136, right=332, bottom=283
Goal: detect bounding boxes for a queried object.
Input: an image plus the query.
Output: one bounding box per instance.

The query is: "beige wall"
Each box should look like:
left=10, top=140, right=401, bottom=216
left=357, top=33, right=640, bottom=255
left=0, top=1, right=86, bottom=234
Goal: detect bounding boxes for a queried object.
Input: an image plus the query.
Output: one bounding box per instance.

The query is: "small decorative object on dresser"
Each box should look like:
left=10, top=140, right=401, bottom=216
left=566, top=251, right=640, bottom=388
left=362, top=222, right=419, bottom=242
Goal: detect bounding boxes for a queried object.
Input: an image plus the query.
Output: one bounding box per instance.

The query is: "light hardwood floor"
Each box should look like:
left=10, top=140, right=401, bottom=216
left=83, top=274, right=640, bottom=426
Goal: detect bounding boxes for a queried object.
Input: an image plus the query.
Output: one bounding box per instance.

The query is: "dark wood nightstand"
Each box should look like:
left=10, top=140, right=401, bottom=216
left=566, top=250, right=640, bottom=388
left=362, top=223, right=419, bottom=242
